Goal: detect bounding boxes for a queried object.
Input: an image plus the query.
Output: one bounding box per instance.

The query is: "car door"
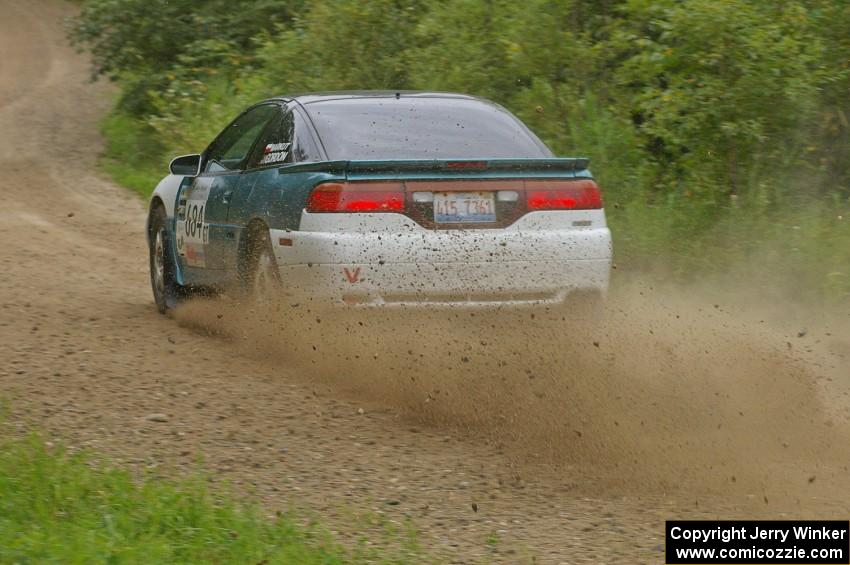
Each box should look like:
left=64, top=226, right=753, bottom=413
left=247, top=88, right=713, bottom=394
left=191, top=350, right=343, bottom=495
left=229, top=105, right=325, bottom=228
left=175, top=104, right=279, bottom=281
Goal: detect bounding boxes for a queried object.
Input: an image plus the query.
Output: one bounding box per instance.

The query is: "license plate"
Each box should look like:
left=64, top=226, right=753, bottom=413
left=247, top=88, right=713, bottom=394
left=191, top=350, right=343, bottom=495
left=433, top=192, right=496, bottom=223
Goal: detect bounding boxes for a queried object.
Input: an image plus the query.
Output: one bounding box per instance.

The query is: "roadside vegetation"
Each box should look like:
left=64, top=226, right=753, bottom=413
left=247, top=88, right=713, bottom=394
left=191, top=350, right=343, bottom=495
left=0, top=426, right=424, bottom=564
left=70, top=0, right=850, bottom=302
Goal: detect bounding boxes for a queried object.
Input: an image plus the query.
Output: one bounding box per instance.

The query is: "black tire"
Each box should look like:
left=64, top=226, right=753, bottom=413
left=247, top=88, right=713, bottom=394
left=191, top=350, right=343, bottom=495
left=241, top=227, right=281, bottom=303
left=148, top=205, right=185, bottom=314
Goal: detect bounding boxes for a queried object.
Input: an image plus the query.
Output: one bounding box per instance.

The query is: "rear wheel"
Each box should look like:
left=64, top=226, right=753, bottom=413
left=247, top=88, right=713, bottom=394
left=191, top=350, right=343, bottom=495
left=148, top=206, right=184, bottom=314
left=242, top=228, right=281, bottom=304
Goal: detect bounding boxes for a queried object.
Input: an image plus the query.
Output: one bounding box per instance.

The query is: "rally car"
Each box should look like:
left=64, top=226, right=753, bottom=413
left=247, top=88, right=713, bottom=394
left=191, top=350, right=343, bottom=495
left=147, top=91, right=612, bottom=312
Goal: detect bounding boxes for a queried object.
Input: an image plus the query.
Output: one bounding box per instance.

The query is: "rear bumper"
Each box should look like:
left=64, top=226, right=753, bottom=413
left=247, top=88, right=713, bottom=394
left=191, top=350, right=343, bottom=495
left=269, top=219, right=612, bottom=307
left=274, top=259, right=610, bottom=307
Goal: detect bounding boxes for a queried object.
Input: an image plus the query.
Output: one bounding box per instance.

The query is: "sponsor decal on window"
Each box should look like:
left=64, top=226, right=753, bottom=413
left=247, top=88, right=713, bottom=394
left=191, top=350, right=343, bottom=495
left=259, top=142, right=290, bottom=165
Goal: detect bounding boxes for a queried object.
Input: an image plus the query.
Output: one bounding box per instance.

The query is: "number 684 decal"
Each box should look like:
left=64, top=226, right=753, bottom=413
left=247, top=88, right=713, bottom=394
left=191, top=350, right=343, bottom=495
left=183, top=200, right=209, bottom=244
left=176, top=184, right=210, bottom=267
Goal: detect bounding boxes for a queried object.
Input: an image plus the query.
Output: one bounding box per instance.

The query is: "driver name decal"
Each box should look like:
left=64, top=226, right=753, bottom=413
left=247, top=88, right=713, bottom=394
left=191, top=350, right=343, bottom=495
left=259, top=142, right=290, bottom=165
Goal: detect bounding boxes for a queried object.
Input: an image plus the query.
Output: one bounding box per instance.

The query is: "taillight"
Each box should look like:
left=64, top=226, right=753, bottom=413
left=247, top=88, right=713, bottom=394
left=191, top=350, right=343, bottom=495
left=525, top=179, right=602, bottom=210
left=306, top=182, right=405, bottom=213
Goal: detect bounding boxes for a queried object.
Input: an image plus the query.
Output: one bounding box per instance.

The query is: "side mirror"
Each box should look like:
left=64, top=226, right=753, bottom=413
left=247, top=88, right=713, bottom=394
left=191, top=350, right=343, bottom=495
left=169, top=154, right=202, bottom=176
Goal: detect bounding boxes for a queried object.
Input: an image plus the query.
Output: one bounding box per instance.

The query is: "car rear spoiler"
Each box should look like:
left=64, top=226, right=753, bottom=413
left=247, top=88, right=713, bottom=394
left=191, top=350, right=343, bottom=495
left=278, top=158, right=590, bottom=175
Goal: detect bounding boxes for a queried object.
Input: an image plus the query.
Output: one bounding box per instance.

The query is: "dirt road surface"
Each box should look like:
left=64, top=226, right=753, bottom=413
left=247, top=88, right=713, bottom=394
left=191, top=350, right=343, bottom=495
left=3, top=1, right=850, bottom=563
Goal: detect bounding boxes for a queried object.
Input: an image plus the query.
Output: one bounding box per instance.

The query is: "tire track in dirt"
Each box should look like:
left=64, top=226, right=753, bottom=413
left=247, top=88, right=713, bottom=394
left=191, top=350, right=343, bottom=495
left=2, top=2, right=850, bottom=564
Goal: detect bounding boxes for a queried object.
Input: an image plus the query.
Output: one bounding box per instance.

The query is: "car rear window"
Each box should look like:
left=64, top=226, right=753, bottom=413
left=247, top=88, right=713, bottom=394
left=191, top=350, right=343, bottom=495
left=303, top=97, right=552, bottom=160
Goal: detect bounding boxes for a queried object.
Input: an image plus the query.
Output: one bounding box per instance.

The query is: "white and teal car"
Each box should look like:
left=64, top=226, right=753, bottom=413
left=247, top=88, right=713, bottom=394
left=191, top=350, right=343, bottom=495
left=147, top=92, right=612, bottom=312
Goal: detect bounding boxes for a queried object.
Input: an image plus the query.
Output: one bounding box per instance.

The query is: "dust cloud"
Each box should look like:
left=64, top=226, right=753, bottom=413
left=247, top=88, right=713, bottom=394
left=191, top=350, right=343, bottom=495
left=175, top=279, right=850, bottom=508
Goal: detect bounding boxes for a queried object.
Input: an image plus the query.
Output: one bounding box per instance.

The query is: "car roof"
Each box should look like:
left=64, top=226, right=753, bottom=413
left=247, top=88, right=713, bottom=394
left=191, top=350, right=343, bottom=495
left=265, top=91, right=483, bottom=106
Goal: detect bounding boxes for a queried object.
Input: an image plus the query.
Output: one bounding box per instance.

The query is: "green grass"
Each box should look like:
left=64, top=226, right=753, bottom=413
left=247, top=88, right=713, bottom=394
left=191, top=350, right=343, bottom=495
left=0, top=430, right=421, bottom=564
left=608, top=190, right=850, bottom=302
left=99, top=112, right=167, bottom=198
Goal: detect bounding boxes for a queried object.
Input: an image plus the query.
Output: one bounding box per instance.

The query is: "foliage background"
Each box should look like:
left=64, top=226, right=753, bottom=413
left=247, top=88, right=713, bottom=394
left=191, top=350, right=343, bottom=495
left=70, top=0, right=850, bottom=302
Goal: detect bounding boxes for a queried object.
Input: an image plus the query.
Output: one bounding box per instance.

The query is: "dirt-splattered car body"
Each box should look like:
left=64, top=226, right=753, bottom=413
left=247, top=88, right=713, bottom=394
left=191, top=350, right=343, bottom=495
left=147, top=92, right=612, bottom=312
